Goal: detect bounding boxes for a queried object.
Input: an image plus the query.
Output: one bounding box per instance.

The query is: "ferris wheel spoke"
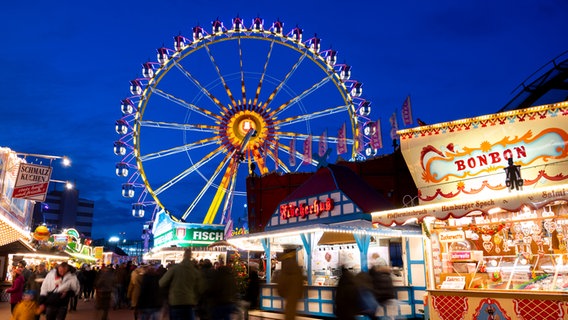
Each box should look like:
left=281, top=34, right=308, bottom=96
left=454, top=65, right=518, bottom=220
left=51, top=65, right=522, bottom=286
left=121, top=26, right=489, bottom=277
left=204, top=44, right=238, bottom=108
left=270, top=76, right=331, bottom=117
left=153, top=145, right=226, bottom=196
left=274, top=104, right=349, bottom=127
left=263, top=52, right=307, bottom=108
left=172, top=61, right=229, bottom=114
left=203, top=157, right=239, bottom=224
left=139, top=137, right=219, bottom=162
left=140, top=120, right=218, bottom=134
left=253, top=39, right=275, bottom=106
left=151, top=87, right=221, bottom=122
left=219, top=166, right=239, bottom=224
left=237, top=36, right=246, bottom=104
left=180, top=151, right=233, bottom=221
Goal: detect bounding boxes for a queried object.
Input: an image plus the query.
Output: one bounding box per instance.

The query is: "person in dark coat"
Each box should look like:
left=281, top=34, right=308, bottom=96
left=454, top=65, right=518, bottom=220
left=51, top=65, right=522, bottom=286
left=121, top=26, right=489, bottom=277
left=244, top=268, right=260, bottom=310
left=334, top=267, right=361, bottom=320
left=369, top=265, right=395, bottom=305
left=136, top=266, right=163, bottom=320
left=274, top=249, right=305, bottom=320
left=209, top=263, right=239, bottom=320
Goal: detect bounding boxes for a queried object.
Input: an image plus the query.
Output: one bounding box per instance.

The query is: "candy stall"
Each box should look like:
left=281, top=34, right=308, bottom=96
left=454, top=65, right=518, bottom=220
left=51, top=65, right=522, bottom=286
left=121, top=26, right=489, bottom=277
left=373, top=101, right=568, bottom=319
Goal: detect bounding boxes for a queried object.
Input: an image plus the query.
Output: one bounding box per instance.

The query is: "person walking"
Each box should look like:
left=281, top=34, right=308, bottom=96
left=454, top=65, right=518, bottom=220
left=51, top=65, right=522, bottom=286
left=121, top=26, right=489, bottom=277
left=10, top=290, right=40, bottom=320
left=6, top=264, right=26, bottom=313
left=159, top=248, right=205, bottom=320
left=274, top=249, right=305, bottom=320
left=136, top=266, right=163, bottom=320
left=27, top=262, right=48, bottom=298
left=334, top=267, right=360, bottom=320
left=128, top=265, right=144, bottom=320
left=94, top=264, right=115, bottom=320
left=38, top=262, right=80, bottom=320
left=209, top=263, right=238, bottom=320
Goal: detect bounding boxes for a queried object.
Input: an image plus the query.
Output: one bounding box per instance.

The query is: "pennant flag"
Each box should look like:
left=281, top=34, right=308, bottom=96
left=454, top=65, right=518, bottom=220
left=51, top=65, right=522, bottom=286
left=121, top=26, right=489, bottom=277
left=274, top=140, right=279, bottom=171
left=224, top=219, right=233, bottom=239
left=390, top=112, right=399, bottom=140
left=357, top=124, right=365, bottom=153
left=371, top=119, right=383, bottom=149
left=302, top=135, right=312, bottom=165
left=318, top=130, right=327, bottom=157
left=262, top=140, right=268, bottom=163
left=337, top=123, right=347, bottom=155
left=289, top=137, right=296, bottom=167
left=401, top=95, right=413, bottom=126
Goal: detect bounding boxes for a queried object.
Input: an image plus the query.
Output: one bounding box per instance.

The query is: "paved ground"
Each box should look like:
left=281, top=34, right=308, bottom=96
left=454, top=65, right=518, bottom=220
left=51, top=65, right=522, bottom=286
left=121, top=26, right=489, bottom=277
left=0, top=299, right=134, bottom=320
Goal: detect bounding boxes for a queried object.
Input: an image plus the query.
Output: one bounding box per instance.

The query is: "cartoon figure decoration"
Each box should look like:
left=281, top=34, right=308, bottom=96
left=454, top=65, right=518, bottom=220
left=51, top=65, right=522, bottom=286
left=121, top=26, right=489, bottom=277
left=504, top=157, right=523, bottom=191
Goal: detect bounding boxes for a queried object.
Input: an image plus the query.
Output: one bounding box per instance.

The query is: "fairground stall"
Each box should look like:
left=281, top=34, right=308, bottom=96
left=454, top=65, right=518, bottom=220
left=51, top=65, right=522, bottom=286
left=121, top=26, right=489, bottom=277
left=229, top=164, right=426, bottom=319
left=374, top=101, right=568, bottom=320
left=143, top=210, right=230, bottom=265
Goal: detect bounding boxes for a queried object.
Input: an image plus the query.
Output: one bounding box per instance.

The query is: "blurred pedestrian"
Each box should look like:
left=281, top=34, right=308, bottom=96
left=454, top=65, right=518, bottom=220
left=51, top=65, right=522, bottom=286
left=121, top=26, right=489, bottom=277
left=244, top=267, right=260, bottom=311
left=369, top=265, right=395, bottom=305
left=83, top=265, right=96, bottom=301
left=27, top=262, right=48, bottom=300
left=209, top=263, right=238, bottom=320
left=10, top=290, right=40, bottom=320
left=128, top=265, right=144, bottom=320
left=38, top=262, right=80, bottom=320
left=18, top=261, right=33, bottom=291
left=334, top=267, right=360, bottom=320
left=274, top=249, right=305, bottom=320
left=67, top=265, right=80, bottom=312
left=159, top=248, right=205, bottom=320
left=94, top=264, right=115, bottom=320
left=137, top=266, right=164, bottom=320
left=197, top=259, right=215, bottom=320
left=7, top=264, right=26, bottom=313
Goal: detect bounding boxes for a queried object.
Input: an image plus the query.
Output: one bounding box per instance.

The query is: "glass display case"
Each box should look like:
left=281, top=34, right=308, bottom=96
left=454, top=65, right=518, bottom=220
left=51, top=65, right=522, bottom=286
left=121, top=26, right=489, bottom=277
left=432, top=202, right=568, bottom=293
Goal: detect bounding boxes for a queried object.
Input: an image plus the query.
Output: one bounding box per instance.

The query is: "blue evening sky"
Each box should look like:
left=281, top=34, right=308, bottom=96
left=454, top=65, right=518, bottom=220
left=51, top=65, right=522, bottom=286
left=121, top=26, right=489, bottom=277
left=0, top=1, right=566, bottom=240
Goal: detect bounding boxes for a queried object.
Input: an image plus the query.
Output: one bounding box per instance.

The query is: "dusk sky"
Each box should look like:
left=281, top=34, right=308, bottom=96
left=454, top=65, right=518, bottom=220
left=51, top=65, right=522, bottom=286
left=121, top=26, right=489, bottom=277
left=1, top=1, right=566, bottom=240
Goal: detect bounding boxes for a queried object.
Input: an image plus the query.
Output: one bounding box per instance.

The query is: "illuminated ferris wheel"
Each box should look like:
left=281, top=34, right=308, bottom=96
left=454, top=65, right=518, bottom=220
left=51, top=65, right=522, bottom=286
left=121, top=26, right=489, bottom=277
left=114, top=16, right=376, bottom=225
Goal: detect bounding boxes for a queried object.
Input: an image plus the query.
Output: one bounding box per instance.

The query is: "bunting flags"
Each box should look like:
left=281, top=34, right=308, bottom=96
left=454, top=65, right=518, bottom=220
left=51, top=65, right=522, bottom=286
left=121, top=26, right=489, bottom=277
left=401, top=95, right=413, bottom=126
left=303, top=135, right=312, bottom=165
left=318, top=130, right=327, bottom=157
left=390, top=112, right=399, bottom=140
left=337, top=123, right=347, bottom=155
left=371, top=119, right=383, bottom=150
left=289, top=137, right=296, bottom=167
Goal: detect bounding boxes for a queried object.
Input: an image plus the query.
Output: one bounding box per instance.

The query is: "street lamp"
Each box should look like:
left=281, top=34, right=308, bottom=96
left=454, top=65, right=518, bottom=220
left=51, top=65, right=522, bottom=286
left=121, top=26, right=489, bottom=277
left=16, top=153, right=71, bottom=167
left=50, top=179, right=74, bottom=190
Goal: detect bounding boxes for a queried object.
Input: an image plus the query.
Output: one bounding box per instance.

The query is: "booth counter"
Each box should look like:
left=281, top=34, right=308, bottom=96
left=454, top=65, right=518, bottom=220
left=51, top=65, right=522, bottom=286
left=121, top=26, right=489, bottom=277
left=230, top=164, right=427, bottom=318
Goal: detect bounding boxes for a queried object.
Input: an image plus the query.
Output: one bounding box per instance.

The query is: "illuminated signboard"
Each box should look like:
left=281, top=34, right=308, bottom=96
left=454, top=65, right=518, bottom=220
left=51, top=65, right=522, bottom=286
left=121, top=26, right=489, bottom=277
left=397, top=102, right=568, bottom=205
left=279, top=198, right=334, bottom=220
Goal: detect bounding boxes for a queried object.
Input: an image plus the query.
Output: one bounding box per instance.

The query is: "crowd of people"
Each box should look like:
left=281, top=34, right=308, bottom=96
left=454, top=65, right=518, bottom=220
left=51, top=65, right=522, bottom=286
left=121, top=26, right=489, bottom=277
left=4, top=249, right=261, bottom=320
left=5, top=249, right=396, bottom=320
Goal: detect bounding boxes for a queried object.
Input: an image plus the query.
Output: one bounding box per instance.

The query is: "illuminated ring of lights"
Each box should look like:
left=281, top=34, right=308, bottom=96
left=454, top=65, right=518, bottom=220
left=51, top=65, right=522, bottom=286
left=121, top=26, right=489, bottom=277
left=115, top=17, right=374, bottom=224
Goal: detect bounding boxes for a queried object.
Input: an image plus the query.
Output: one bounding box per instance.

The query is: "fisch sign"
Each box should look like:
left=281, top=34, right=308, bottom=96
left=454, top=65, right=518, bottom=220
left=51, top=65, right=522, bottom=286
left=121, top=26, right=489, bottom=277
left=12, top=163, right=52, bottom=201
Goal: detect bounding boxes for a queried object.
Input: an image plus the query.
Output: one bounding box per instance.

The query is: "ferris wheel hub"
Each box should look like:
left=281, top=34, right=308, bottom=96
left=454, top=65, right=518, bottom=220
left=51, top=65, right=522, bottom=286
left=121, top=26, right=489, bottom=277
left=224, top=105, right=270, bottom=151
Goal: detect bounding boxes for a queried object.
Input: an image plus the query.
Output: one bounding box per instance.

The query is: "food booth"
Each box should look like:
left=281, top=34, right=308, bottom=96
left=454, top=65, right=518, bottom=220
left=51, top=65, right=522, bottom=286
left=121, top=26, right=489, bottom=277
left=373, top=101, right=568, bottom=319
left=143, top=210, right=230, bottom=265
left=229, top=164, right=426, bottom=318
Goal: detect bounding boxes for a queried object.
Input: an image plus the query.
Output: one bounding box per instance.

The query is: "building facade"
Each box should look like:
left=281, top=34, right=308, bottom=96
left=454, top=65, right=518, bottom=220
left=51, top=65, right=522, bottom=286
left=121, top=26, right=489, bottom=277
left=33, top=186, right=94, bottom=239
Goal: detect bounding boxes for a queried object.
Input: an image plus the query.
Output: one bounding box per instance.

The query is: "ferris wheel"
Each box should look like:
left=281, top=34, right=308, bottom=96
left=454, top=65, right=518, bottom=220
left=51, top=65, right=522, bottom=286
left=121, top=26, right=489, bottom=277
left=114, top=16, right=377, bottom=225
